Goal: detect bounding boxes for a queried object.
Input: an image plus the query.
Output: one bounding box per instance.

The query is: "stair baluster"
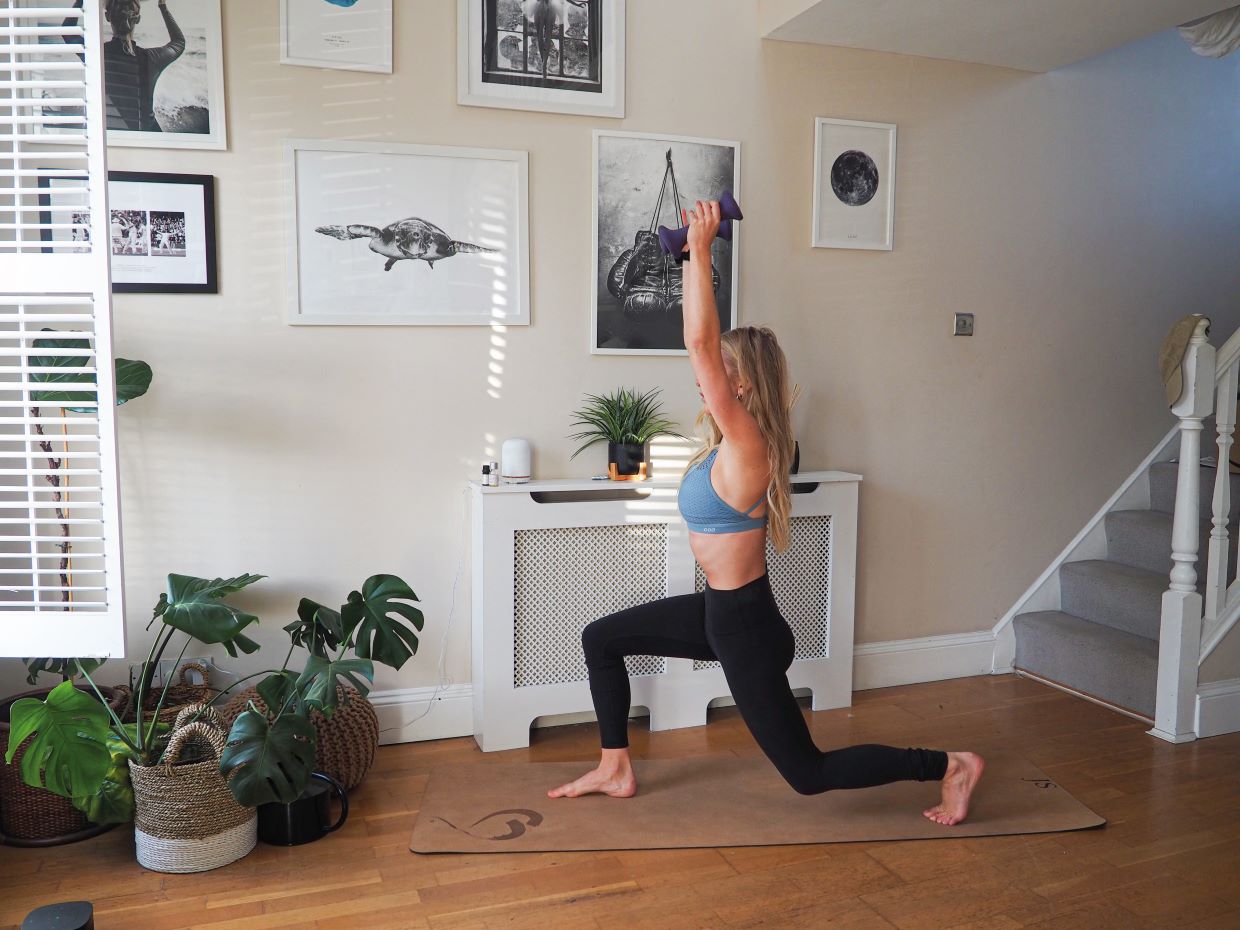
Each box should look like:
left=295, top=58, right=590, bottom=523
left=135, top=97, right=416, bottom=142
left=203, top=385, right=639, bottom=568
left=1206, top=360, right=1237, bottom=622
left=1152, top=318, right=1214, bottom=743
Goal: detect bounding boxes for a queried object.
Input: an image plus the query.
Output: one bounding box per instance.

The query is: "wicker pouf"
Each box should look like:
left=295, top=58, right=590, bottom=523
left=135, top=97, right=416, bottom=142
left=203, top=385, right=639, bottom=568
left=1, top=686, right=126, bottom=846
left=129, top=720, right=256, bottom=873
left=219, top=684, right=379, bottom=791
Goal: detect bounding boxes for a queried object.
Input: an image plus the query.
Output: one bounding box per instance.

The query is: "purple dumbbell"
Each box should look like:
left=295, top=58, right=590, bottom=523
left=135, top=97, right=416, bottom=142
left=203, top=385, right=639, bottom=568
left=657, top=190, right=744, bottom=260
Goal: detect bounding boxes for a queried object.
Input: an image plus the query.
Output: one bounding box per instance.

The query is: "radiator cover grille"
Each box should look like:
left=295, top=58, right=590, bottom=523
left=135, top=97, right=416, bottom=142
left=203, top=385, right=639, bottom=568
left=513, top=523, right=668, bottom=688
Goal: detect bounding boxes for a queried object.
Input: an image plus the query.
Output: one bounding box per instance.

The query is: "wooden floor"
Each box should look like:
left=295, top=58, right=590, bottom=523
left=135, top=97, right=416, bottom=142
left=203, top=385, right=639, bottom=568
left=3, top=673, right=1239, bottom=930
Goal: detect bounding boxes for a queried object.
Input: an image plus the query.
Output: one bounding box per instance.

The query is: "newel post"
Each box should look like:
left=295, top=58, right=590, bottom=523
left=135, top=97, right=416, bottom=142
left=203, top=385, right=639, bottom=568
left=1151, top=317, right=1214, bottom=743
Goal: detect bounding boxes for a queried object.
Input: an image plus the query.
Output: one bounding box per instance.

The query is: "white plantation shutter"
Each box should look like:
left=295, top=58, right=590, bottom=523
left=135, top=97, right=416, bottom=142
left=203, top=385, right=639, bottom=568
left=1, top=0, right=125, bottom=657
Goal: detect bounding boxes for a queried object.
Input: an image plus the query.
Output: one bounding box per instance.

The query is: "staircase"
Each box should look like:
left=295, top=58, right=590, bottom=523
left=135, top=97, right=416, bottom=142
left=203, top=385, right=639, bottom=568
left=1012, top=460, right=1239, bottom=720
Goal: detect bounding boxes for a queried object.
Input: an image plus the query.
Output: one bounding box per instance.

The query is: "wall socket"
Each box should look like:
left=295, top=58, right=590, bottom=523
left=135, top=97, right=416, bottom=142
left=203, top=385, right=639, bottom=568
left=953, top=312, right=975, bottom=336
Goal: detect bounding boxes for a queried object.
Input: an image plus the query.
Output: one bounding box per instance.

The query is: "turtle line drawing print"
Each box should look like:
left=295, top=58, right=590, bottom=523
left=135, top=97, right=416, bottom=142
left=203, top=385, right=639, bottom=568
left=316, top=217, right=498, bottom=272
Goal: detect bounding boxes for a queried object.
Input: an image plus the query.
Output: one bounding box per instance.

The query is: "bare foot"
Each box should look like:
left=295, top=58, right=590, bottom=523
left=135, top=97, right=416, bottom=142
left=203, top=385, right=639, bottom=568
left=547, top=765, right=637, bottom=799
left=923, top=751, right=985, bottom=826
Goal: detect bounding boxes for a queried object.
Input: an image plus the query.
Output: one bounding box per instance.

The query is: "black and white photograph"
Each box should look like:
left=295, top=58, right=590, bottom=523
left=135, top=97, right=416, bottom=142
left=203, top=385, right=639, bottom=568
left=32, top=0, right=227, bottom=150
left=458, top=0, right=625, bottom=118
left=592, top=130, right=739, bottom=356
left=110, top=209, right=149, bottom=256
left=285, top=139, right=530, bottom=326
left=812, top=117, right=897, bottom=250
left=280, top=0, right=393, bottom=74
left=150, top=210, right=187, bottom=256
left=40, top=172, right=218, bottom=293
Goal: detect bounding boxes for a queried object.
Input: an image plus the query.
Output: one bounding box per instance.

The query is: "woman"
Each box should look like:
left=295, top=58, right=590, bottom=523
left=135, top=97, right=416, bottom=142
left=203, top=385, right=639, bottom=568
left=549, top=200, right=985, bottom=826
left=101, top=0, right=185, bottom=133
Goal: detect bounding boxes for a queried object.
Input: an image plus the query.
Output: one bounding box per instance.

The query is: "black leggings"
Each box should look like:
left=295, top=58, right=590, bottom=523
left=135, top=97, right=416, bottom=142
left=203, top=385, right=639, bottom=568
left=582, top=573, right=949, bottom=794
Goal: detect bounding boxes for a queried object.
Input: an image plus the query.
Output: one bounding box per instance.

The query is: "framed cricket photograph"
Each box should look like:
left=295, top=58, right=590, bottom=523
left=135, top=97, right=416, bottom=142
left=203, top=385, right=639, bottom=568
left=812, top=117, right=896, bottom=251
left=28, top=0, right=228, bottom=150
left=280, top=0, right=393, bottom=74
left=40, top=172, right=219, bottom=294
left=458, top=0, right=625, bottom=118
left=592, top=130, right=740, bottom=355
left=284, top=138, right=530, bottom=326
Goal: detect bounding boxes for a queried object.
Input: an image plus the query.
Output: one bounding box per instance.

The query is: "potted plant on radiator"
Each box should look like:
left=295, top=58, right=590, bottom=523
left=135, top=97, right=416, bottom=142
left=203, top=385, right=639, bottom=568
left=568, top=386, right=681, bottom=480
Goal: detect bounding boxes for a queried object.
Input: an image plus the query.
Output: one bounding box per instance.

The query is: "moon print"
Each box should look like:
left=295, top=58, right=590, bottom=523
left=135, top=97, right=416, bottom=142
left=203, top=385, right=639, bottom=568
left=830, top=150, right=880, bottom=206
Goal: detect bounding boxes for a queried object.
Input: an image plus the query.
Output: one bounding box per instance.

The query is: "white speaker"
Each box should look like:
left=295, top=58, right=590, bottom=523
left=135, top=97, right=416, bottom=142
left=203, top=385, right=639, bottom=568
left=501, top=438, right=531, bottom=483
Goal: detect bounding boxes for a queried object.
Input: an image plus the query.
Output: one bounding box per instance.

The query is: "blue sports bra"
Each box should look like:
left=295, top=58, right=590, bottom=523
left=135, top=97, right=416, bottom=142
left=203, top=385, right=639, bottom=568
left=677, top=447, right=768, bottom=534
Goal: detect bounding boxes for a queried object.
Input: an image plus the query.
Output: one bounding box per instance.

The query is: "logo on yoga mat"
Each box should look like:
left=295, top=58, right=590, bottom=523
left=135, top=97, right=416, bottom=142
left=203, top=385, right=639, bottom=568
left=1021, top=778, right=1058, bottom=789
left=431, top=808, right=544, bottom=841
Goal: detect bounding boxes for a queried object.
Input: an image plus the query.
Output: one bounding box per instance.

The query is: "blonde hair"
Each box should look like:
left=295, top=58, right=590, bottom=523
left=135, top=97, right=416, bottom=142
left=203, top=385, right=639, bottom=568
left=685, top=326, right=800, bottom=554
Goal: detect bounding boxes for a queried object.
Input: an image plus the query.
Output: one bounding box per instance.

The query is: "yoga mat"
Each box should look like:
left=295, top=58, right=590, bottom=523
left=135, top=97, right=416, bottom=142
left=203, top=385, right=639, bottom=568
left=410, top=752, right=1104, bottom=854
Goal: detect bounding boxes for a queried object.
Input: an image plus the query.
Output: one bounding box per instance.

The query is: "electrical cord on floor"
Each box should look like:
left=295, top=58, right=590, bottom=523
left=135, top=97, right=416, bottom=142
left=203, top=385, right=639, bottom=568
left=377, top=483, right=467, bottom=736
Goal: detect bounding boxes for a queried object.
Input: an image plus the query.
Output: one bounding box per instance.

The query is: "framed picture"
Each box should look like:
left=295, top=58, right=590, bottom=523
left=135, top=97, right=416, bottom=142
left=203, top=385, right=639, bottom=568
left=458, top=0, right=625, bottom=118
left=280, top=0, right=393, bottom=74
left=812, top=117, right=896, bottom=250
left=29, top=0, right=227, bottom=150
left=592, top=130, right=739, bottom=356
left=285, top=139, right=530, bottom=326
left=39, top=172, right=218, bottom=294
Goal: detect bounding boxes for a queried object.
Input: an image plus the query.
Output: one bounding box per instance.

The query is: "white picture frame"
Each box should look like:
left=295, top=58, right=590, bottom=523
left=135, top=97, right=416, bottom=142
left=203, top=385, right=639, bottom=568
left=458, top=0, right=625, bottom=118
left=102, top=0, right=228, bottom=150
left=280, top=0, right=393, bottom=75
left=284, top=138, right=530, bottom=327
left=812, top=117, right=896, bottom=251
left=27, top=0, right=227, bottom=150
left=591, top=130, right=740, bottom=356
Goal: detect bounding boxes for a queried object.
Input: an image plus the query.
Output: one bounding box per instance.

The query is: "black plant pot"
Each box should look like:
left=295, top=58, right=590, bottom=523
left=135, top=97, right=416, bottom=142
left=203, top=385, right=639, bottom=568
left=257, top=772, right=349, bottom=846
left=608, top=441, right=648, bottom=481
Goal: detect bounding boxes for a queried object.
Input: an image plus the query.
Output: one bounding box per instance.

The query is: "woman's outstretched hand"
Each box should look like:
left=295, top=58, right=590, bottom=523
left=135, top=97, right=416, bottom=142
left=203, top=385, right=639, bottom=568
left=682, top=200, right=721, bottom=258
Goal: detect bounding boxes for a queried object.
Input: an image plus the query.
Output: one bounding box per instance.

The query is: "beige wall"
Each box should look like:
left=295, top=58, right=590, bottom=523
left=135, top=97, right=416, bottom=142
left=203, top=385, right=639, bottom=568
left=3, top=1, right=1239, bottom=705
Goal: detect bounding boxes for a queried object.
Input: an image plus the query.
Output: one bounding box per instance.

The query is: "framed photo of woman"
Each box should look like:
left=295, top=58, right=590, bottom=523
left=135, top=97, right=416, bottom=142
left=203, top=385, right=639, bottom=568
left=32, top=0, right=227, bottom=150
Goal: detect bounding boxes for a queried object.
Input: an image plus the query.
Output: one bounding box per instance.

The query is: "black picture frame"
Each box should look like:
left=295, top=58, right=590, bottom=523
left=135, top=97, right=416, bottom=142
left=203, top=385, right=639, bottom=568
left=39, top=171, right=218, bottom=295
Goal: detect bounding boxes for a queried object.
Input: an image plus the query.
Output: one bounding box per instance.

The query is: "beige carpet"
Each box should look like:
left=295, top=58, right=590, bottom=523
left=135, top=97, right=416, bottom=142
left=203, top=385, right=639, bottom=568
left=409, top=752, right=1104, bottom=853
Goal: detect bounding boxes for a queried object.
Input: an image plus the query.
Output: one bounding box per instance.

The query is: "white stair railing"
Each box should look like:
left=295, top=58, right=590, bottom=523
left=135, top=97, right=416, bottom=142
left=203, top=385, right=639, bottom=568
left=1198, top=322, right=1240, bottom=664
left=1155, top=317, right=1240, bottom=742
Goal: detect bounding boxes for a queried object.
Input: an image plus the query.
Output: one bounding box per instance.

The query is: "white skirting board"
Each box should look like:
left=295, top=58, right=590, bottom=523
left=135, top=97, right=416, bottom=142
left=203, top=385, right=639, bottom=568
left=371, top=630, right=997, bottom=745
left=1196, top=678, right=1240, bottom=738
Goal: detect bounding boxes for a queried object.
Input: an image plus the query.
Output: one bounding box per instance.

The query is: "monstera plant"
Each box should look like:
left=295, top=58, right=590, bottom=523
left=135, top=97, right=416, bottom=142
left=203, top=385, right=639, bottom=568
left=218, top=574, right=425, bottom=807
left=6, top=572, right=424, bottom=820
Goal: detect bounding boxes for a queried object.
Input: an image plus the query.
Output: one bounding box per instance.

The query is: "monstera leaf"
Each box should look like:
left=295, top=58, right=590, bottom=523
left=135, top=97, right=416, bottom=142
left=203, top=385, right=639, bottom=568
left=4, top=680, right=111, bottom=801
left=73, top=723, right=163, bottom=825
left=157, top=573, right=265, bottom=656
left=219, top=706, right=317, bottom=806
left=28, top=330, right=151, bottom=412
left=284, top=598, right=345, bottom=658
left=340, top=575, right=423, bottom=670
left=21, top=657, right=105, bottom=687
left=296, top=655, right=374, bottom=716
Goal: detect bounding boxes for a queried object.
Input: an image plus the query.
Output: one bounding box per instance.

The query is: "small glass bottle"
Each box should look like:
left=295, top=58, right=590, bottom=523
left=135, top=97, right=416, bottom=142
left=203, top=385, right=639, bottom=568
left=487, top=462, right=500, bottom=487
left=481, top=463, right=491, bottom=487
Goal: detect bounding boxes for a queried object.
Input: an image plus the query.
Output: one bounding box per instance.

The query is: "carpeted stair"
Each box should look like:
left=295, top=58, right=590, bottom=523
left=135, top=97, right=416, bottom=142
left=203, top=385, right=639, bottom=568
left=1013, top=461, right=1239, bottom=719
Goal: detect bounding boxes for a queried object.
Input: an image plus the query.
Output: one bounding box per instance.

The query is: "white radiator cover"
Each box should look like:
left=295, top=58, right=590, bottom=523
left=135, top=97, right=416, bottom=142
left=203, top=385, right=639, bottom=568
left=470, top=471, right=859, bottom=752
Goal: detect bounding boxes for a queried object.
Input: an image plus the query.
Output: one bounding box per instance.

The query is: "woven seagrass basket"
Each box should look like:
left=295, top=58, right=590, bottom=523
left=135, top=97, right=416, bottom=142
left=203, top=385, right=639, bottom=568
left=0, top=685, right=125, bottom=847
left=129, top=706, right=255, bottom=873
left=219, top=684, right=378, bottom=791
left=121, top=662, right=219, bottom=726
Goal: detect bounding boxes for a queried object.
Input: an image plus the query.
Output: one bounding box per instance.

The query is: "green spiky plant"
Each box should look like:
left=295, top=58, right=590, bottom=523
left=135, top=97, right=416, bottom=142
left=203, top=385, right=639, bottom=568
left=567, top=386, right=681, bottom=459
